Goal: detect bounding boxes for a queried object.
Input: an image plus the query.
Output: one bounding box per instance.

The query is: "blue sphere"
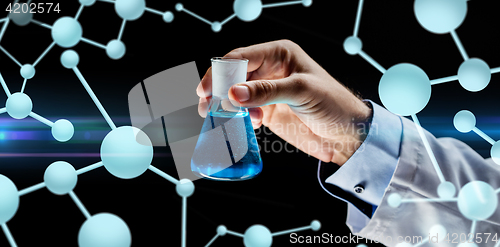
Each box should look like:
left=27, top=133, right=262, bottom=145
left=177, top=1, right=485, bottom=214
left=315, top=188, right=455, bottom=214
left=387, top=193, right=402, bottom=208
left=51, top=17, right=82, bottom=48
left=6, top=92, right=32, bottom=119
left=302, top=0, right=312, bottom=7
left=106, top=40, right=126, bottom=60
left=310, top=220, right=321, bottom=231
left=101, top=126, right=153, bottom=179
left=234, top=0, right=263, bottom=22
left=457, top=243, right=478, bottom=247
left=176, top=179, right=194, bottom=197
left=414, top=0, right=467, bottom=34
left=61, top=50, right=80, bottom=69
left=9, top=11, right=33, bottom=26
left=52, top=119, right=75, bottom=142
left=453, top=110, right=476, bottom=133
left=175, top=3, right=183, bottom=11
left=79, top=0, right=96, bottom=6
left=244, top=225, right=272, bottom=247
left=357, top=245, right=368, bottom=247
left=396, top=243, right=413, bottom=247
left=20, top=64, right=35, bottom=79
left=115, top=0, right=145, bottom=21
left=44, top=161, right=77, bottom=195
left=458, top=58, right=491, bottom=92
left=437, top=181, right=456, bottom=199
left=379, top=63, right=431, bottom=116
left=429, top=224, right=447, bottom=242
left=490, top=141, right=500, bottom=165
left=0, top=175, right=19, bottom=224
left=163, top=11, right=174, bottom=23
left=457, top=181, right=498, bottom=220
left=78, top=213, right=131, bottom=247
left=343, top=36, right=362, bottom=55
left=211, top=22, right=222, bottom=32
left=217, top=225, right=227, bottom=236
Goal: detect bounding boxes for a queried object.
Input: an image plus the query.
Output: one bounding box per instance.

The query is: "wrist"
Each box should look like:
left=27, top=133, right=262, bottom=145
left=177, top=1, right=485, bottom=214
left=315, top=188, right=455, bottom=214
left=332, top=101, right=373, bottom=166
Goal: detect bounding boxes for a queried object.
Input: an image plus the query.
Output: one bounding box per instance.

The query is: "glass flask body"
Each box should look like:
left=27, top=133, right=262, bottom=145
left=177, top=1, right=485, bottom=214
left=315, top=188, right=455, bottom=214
left=191, top=57, right=262, bottom=181
left=191, top=97, right=262, bottom=181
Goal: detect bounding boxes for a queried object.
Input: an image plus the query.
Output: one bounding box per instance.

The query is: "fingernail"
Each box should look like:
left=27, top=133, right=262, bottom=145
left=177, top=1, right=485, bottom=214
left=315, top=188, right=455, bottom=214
left=233, top=85, right=250, bottom=102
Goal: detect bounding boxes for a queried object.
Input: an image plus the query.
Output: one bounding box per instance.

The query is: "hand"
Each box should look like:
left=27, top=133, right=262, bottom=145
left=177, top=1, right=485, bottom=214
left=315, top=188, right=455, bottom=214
left=197, top=40, right=372, bottom=165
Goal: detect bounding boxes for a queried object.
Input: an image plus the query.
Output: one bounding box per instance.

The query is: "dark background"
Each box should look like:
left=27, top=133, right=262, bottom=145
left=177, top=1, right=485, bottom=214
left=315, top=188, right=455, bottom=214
left=1, top=0, right=500, bottom=246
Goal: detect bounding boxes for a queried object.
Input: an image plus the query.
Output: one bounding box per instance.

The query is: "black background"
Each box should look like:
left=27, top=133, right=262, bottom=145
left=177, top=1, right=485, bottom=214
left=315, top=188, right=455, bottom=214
left=1, top=0, right=500, bottom=246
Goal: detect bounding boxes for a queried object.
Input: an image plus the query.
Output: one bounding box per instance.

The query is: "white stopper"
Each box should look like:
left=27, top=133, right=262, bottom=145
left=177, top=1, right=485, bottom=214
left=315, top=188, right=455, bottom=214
left=211, top=58, right=248, bottom=98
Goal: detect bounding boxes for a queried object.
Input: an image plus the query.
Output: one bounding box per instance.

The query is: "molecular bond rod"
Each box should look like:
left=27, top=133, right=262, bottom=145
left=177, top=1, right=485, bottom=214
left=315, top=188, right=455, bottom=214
left=29, top=112, right=54, bottom=127
left=450, top=30, right=469, bottom=61
left=27, top=0, right=32, bottom=4
left=30, top=19, right=52, bottom=29
left=118, top=20, right=126, bottom=41
left=75, top=4, right=84, bottom=20
left=359, top=50, right=386, bottom=73
left=430, top=75, right=458, bottom=85
left=0, top=108, right=6, bottom=114
left=72, top=67, right=117, bottom=130
left=470, top=220, right=477, bottom=237
left=148, top=165, right=179, bottom=185
left=221, top=13, right=237, bottom=26
left=33, top=41, right=56, bottom=67
left=182, top=196, right=187, bottom=247
left=1, top=223, right=17, bottom=247
left=18, top=182, right=45, bottom=196
left=0, top=46, right=22, bottom=67
left=98, top=0, right=115, bottom=3
left=491, top=67, right=500, bottom=74
left=145, top=7, right=163, bottom=16
left=496, top=239, right=500, bottom=247
left=80, top=37, right=106, bottom=50
left=411, top=114, right=446, bottom=183
left=0, top=18, right=9, bottom=42
left=69, top=191, right=91, bottom=219
left=353, top=0, right=364, bottom=37
left=19, top=161, right=104, bottom=197
left=271, top=225, right=312, bottom=237
left=204, top=233, right=219, bottom=247
left=472, top=127, right=495, bottom=145
left=262, top=0, right=302, bottom=8
left=0, top=72, right=11, bottom=96
left=401, top=197, right=457, bottom=204
left=226, top=230, right=244, bottom=238
left=179, top=7, right=212, bottom=26
left=496, top=188, right=500, bottom=194
left=76, top=161, right=104, bottom=175
left=0, top=18, right=6, bottom=24
left=20, top=79, right=27, bottom=93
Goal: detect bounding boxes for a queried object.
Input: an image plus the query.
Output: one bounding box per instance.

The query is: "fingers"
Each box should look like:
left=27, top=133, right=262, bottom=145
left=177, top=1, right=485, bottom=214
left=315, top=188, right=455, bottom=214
left=197, top=40, right=303, bottom=98
left=228, top=74, right=309, bottom=108
left=248, top=108, right=263, bottom=129
left=198, top=96, right=211, bottom=118
left=197, top=67, right=212, bottom=98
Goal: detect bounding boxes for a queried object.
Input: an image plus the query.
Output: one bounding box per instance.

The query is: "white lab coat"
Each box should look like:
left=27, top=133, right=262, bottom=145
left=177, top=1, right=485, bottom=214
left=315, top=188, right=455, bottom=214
left=350, top=116, right=500, bottom=247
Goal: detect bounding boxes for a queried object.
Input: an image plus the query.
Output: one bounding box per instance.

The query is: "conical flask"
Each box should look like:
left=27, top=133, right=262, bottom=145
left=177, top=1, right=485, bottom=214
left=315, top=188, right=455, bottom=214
left=191, top=57, right=263, bottom=181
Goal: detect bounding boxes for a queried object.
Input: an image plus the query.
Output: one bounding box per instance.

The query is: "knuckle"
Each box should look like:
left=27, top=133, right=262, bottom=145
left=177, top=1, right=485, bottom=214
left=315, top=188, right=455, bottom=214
left=225, top=47, right=245, bottom=58
left=277, top=39, right=297, bottom=48
left=253, top=80, right=277, bottom=102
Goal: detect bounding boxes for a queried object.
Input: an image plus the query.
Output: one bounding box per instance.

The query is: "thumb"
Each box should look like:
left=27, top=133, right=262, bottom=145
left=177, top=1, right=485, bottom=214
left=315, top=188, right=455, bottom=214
left=228, top=74, right=308, bottom=107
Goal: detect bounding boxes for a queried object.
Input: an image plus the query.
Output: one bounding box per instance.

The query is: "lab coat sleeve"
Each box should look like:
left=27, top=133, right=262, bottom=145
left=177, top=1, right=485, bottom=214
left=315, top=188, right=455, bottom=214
left=355, top=115, right=500, bottom=247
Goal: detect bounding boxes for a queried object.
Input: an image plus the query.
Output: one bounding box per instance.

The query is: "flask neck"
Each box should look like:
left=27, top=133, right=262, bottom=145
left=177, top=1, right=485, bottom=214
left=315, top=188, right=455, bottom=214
left=208, top=96, right=248, bottom=117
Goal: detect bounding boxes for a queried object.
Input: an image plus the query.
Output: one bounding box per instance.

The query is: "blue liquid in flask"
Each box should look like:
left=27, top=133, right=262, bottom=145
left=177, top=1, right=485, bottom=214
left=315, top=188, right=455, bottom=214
left=191, top=109, right=262, bottom=181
